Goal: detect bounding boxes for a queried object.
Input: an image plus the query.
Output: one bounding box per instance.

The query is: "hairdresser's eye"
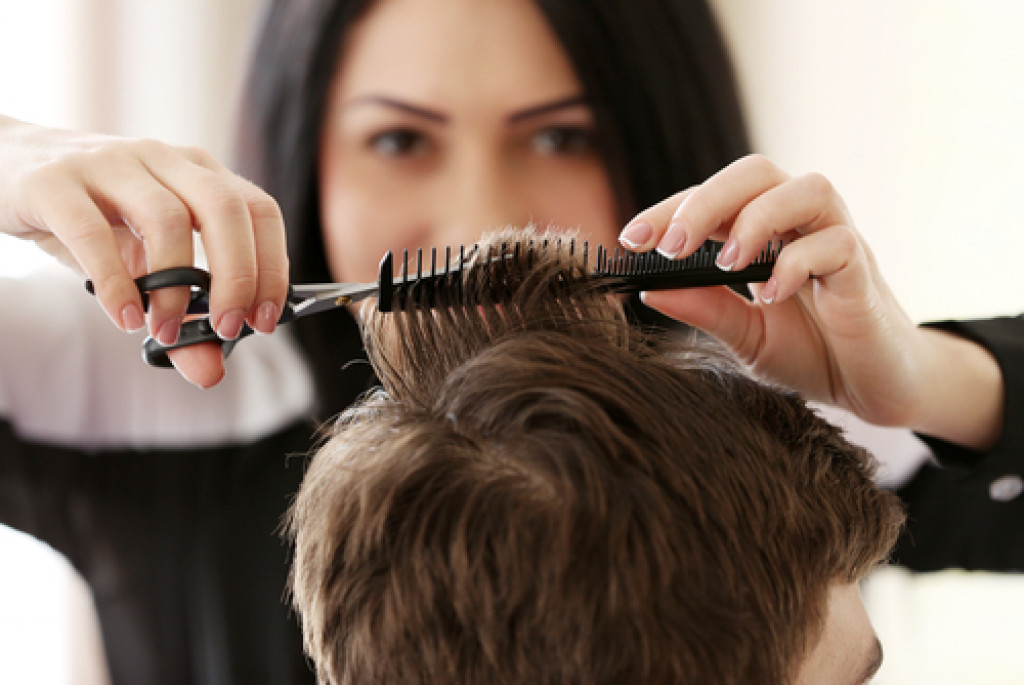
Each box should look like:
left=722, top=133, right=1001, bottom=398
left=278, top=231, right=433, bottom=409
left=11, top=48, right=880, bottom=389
left=531, top=126, right=597, bottom=157
left=368, top=129, right=431, bottom=159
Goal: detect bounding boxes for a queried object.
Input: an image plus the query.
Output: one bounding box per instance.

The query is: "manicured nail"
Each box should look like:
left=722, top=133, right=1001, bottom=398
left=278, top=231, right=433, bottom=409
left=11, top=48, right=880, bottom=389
left=618, top=221, right=653, bottom=249
left=759, top=276, right=778, bottom=304
left=156, top=317, right=182, bottom=346
left=656, top=222, right=688, bottom=259
left=716, top=238, right=739, bottom=271
left=255, top=301, right=280, bottom=334
left=216, top=308, right=246, bottom=341
left=121, top=303, right=145, bottom=332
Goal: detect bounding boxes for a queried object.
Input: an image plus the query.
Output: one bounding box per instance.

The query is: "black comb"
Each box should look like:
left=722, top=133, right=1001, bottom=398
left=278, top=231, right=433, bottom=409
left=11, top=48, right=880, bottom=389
left=377, top=240, right=778, bottom=311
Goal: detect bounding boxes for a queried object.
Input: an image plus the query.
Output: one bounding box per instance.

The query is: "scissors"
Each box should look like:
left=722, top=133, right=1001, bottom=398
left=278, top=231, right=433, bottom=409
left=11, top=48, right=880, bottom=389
left=86, top=251, right=409, bottom=368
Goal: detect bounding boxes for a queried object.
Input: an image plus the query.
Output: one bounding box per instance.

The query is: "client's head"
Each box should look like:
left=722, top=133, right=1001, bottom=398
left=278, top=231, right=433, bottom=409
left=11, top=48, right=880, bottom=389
left=287, top=228, right=905, bottom=685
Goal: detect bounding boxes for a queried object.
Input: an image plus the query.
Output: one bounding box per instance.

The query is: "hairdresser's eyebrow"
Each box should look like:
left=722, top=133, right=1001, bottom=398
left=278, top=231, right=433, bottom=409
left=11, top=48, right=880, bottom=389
left=506, top=95, right=589, bottom=124
left=343, top=95, right=450, bottom=123
left=854, top=638, right=884, bottom=685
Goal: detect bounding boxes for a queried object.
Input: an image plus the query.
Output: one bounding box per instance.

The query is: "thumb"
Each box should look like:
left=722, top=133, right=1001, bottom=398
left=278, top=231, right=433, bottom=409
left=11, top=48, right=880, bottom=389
left=640, top=287, right=763, bottom=361
left=167, top=342, right=227, bottom=388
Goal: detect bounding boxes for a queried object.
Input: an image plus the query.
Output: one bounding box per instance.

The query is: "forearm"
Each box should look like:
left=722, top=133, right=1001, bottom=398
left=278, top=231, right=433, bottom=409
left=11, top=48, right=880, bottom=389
left=910, top=327, right=1005, bottom=451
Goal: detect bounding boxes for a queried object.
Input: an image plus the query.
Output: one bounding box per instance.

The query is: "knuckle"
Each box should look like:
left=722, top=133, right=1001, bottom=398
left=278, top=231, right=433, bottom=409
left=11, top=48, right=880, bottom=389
left=220, top=271, right=259, bottom=300
left=123, top=137, right=169, bottom=164
left=734, top=201, right=773, bottom=237
left=132, top=136, right=173, bottom=157
left=179, top=145, right=218, bottom=168
left=774, top=242, right=815, bottom=282
left=839, top=225, right=858, bottom=249
left=64, top=218, right=114, bottom=250
left=91, top=271, right=137, bottom=306
left=247, top=192, right=284, bottom=226
left=258, top=264, right=291, bottom=297
left=678, top=189, right=711, bottom=224
left=201, top=179, right=249, bottom=223
left=826, top=224, right=860, bottom=257
left=800, top=172, right=836, bottom=201
left=21, top=157, right=77, bottom=197
left=130, top=193, right=193, bottom=235
left=774, top=244, right=799, bottom=274
left=741, top=153, right=777, bottom=177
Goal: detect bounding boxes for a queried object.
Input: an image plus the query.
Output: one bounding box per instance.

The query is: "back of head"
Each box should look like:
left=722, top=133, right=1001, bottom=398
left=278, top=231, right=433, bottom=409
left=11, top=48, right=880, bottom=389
left=288, top=229, right=903, bottom=685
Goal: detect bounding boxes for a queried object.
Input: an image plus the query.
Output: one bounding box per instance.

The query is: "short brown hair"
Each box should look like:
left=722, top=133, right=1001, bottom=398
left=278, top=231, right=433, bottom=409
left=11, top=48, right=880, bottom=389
left=287, top=229, right=904, bottom=685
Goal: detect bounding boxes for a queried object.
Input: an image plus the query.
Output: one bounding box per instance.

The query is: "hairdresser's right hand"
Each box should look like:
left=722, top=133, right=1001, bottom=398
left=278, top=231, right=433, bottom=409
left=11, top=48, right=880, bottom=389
left=0, top=116, right=289, bottom=387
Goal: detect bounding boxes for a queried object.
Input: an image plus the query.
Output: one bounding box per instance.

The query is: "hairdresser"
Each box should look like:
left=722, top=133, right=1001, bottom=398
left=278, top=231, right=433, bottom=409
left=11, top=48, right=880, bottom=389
left=0, top=0, right=1021, bottom=683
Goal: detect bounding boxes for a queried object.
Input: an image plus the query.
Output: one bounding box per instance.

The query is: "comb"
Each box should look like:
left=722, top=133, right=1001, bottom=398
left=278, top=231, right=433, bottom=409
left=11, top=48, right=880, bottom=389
left=376, top=240, right=778, bottom=312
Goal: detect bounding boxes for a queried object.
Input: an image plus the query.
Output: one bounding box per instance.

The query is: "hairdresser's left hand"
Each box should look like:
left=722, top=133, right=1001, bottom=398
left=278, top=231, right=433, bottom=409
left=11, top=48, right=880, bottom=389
left=618, top=154, right=1003, bottom=450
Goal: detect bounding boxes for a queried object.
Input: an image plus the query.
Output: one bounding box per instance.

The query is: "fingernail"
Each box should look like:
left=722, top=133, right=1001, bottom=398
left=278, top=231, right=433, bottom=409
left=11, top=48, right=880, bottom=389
left=759, top=276, right=778, bottom=304
left=216, top=308, right=246, bottom=341
left=156, top=317, right=182, bottom=346
left=255, top=301, right=280, bottom=334
left=716, top=238, right=739, bottom=271
left=618, top=221, right=653, bottom=249
left=655, top=222, right=688, bottom=259
left=121, top=303, right=145, bottom=332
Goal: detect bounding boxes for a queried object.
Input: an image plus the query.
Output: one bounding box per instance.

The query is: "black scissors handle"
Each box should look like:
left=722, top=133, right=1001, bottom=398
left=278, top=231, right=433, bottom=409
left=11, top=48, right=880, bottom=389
left=140, top=318, right=251, bottom=368
left=84, top=266, right=210, bottom=312
left=86, top=267, right=253, bottom=368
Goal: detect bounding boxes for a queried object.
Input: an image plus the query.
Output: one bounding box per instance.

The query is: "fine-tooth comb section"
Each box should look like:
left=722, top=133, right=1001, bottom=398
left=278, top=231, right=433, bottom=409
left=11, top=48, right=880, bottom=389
left=593, top=240, right=778, bottom=292
left=375, top=239, right=778, bottom=312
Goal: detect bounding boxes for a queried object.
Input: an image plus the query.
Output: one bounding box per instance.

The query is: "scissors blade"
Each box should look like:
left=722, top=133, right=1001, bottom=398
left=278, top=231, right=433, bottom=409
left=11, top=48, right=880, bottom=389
left=288, top=282, right=379, bottom=318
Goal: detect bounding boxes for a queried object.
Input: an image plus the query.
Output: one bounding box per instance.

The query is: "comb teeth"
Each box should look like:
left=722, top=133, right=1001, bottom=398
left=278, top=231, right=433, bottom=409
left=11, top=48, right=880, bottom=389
left=376, top=239, right=779, bottom=312
left=594, top=241, right=779, bottom=291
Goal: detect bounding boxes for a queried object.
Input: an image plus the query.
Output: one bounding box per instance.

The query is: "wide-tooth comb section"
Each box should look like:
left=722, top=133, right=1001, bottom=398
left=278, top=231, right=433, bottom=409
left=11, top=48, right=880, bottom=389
left=375, top=239, right=779, bottom=311
left=377, top=244, right=470, bottom=312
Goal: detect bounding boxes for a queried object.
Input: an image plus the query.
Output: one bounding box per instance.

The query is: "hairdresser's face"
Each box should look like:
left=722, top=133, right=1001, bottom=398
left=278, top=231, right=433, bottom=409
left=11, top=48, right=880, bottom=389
left=794, top=582, right=883, bottom=685
left=318, top=0, right=619, bottom=283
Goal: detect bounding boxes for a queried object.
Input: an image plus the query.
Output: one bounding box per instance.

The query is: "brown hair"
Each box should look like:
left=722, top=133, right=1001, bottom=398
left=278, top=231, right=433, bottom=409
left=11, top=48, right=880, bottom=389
left=287, top=228, right=904, bottom=685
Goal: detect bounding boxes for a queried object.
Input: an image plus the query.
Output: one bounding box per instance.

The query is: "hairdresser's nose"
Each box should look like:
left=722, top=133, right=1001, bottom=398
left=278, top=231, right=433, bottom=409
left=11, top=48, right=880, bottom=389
left=433, top=148, right=532, bottom=249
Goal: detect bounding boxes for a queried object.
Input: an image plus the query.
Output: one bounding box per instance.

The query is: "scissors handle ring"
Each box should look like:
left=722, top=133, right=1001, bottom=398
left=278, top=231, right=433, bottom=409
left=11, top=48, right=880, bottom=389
left=86, top=266, right=212, bottom=312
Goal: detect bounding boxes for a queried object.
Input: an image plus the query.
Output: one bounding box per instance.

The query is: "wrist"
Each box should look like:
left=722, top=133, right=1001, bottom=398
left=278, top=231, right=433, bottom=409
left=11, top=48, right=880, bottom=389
left=910, top=327, right=1004, bottom=451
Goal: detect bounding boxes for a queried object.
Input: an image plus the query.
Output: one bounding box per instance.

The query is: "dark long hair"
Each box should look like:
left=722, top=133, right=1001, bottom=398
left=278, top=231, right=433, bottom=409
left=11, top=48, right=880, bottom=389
left=236, top=0, right=750, bottom=418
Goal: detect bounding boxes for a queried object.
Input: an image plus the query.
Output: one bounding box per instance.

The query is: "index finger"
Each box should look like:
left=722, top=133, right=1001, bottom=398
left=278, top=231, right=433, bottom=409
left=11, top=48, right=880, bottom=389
left=40, top=188, right=147, bottom=332
left=627, top=155, right=791, bottom=261
left=618, top=187, right=696, bottom=254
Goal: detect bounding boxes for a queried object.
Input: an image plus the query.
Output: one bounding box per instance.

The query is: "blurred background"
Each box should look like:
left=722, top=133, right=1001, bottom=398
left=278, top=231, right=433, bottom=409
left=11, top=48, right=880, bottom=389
left=0, top=0, right=1021, bottom=682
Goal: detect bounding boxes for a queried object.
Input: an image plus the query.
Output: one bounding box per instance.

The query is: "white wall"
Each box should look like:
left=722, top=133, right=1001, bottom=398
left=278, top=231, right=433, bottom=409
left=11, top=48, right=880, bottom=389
left=0, top=0, right=259, bottom=149
left=711, top=0, right=1024, bottom=322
